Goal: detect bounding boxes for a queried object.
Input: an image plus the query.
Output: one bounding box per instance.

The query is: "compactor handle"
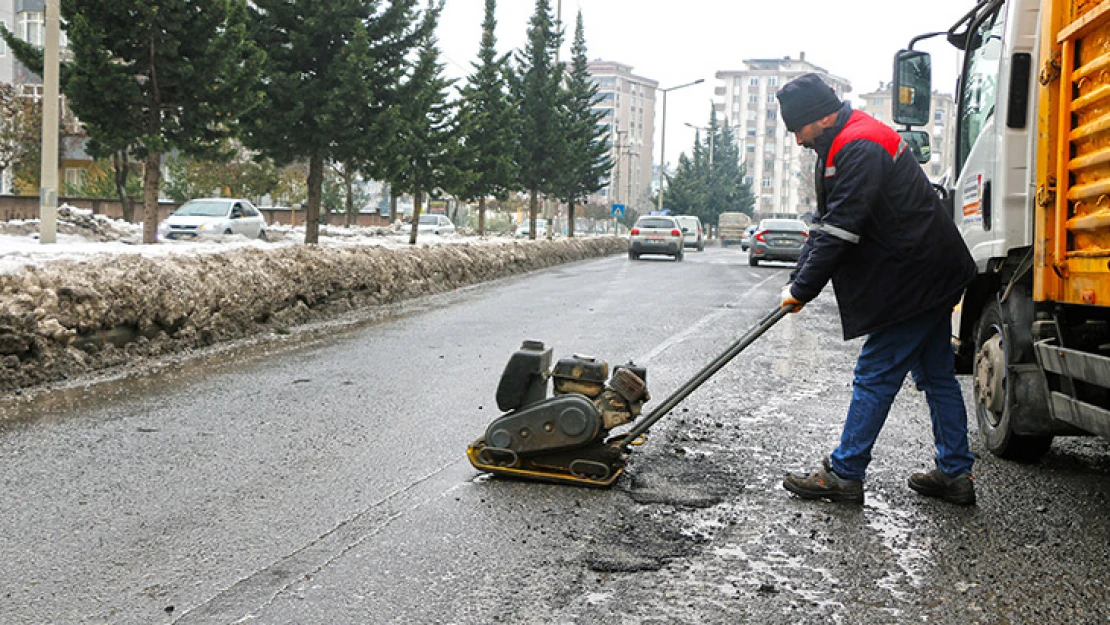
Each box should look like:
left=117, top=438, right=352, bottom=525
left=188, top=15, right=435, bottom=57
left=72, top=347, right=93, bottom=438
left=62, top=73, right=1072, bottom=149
left=615, top=305, right=792, bottom=451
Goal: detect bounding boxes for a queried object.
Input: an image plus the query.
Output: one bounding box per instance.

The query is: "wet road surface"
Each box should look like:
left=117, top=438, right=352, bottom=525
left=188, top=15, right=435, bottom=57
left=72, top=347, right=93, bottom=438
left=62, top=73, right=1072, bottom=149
left=2, top=247, right=1109, bottom=624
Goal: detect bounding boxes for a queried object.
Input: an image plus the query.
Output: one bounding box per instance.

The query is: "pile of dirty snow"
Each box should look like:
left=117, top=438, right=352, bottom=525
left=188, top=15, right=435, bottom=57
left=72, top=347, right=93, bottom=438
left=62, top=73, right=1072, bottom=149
left=0, top=208, right=626, bottom=392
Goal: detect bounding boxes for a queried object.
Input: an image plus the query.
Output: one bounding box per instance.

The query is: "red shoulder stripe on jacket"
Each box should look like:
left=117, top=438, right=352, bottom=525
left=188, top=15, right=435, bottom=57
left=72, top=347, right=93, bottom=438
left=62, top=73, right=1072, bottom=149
left=827, top=111, right=903, bottom=169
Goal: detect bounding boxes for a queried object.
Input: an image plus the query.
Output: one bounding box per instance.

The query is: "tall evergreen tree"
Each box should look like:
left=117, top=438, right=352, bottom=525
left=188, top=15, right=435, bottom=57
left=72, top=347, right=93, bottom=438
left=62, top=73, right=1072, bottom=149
left=664, top=108, right=754, bottom=231
left=389, top=3, right=459, bottom=245
left=5, top=1, right=264, bottom=243
left=555, top=12, right=610, bottom=238
left=454, top=0, right=517, bottom=236
left=242, top=0, right=425, bottom=245
left=663, top=151, right=706, bottom=219
left=514, top=0, right=564, bottom=240
left=710, top=119, right=754, bottom=218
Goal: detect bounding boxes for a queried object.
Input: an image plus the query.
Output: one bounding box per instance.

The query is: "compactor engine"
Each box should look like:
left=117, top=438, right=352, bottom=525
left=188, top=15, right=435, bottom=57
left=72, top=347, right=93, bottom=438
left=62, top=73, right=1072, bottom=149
left=467, top=340, right=649, bottom=485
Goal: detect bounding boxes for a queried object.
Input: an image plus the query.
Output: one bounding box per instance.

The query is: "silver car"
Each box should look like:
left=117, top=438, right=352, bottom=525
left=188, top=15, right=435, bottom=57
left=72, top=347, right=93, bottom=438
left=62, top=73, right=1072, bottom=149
left=417, top=214, right=456, bottom=235
left=159, top=198, right=268, bottom=241
left=628, top=215, right=685, bottom=261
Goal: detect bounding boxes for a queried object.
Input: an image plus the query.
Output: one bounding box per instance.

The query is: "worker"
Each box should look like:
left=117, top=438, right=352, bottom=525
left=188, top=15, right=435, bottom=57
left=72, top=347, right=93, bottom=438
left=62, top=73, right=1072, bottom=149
left=774, top=73, right=977, bottom=506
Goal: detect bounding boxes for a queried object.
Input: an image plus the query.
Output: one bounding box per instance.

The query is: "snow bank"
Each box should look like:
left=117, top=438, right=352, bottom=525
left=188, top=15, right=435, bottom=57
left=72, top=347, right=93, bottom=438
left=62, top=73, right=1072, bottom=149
left=0, top=209, right=626, bottom=391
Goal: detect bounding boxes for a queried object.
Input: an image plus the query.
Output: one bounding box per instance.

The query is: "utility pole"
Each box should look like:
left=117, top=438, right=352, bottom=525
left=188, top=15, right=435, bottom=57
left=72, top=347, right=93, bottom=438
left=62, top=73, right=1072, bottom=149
left=626, top=146, right=634, bottom=212
left=612, top=130, right=624, bottom=205
left=39, top=0, right=60, bottom=244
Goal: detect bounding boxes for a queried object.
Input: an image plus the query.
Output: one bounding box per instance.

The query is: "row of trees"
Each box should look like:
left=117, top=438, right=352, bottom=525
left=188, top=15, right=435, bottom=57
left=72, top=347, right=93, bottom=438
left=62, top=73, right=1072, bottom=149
left=3, top=0, right=611, bottom=245
left=657, top=109, right=755, bottom=230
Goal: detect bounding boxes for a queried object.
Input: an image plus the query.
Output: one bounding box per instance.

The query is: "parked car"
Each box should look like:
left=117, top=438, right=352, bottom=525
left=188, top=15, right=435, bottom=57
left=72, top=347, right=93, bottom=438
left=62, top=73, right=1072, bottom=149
left=740, top=224, right=758, bottom=251
left=673, top=215, right=705, bottom=251
left=417, top=214, right=455, bottom=235
left=159, top=198, right=268, bottom=241
left=515, top=218, right=548, bottom=238
left=749, top=218, right=808, bottom=267
left=628, top=215, right=684, bottom=261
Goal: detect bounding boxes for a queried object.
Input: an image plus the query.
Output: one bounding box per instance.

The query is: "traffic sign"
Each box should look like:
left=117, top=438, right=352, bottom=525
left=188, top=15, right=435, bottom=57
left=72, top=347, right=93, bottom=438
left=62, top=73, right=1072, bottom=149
left=611, top=203, right=625, bottom=218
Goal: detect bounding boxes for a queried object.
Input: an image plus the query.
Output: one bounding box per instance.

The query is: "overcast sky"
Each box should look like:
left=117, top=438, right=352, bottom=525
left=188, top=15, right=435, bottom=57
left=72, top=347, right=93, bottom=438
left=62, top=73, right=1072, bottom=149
left=436, top=0, right=976, bottom=166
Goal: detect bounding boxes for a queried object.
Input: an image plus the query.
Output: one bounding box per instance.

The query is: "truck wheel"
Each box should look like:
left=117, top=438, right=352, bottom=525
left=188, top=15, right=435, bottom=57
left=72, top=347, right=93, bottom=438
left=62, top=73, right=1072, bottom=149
left=973, top=298, right=1053, bottom=461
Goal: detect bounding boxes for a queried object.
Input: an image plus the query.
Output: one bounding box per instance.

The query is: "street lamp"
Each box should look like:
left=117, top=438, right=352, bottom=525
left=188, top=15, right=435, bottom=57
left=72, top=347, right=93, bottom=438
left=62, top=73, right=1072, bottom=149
left=684, top=122, right=714, bottom=167
left=656, top=78, right=704, bottom=214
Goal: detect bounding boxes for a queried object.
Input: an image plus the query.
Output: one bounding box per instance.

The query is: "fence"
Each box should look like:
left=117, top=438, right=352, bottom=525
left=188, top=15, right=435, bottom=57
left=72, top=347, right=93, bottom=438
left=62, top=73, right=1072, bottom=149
left=0, top=195, right=394, bottom=229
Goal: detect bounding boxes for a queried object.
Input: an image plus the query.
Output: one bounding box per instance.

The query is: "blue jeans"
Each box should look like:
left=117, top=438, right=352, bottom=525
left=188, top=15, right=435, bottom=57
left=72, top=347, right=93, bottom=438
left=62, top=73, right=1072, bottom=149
left=829, top=309, right=974, bottom=482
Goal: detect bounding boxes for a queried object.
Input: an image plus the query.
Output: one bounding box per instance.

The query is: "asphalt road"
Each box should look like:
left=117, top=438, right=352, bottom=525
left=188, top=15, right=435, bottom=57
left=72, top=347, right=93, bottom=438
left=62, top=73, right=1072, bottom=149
left=2, top=246, right=1109, bottom=624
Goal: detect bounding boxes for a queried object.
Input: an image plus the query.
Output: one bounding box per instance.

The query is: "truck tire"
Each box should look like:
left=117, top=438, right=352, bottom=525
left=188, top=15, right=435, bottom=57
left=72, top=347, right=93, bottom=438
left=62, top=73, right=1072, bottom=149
left=973, top=297, right=1053, bottom=461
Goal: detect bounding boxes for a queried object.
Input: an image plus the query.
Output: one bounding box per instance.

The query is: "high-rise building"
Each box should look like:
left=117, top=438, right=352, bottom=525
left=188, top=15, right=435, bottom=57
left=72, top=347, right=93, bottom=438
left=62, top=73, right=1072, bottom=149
left=587, top=60, right=657, bottom=215
left=0, top=1, right=88, bottom=195
left=714, top=53, right=850, bottom=221
left=6, top=0, right=48, bottom=94
left=858, top=83, right=957, bottom=183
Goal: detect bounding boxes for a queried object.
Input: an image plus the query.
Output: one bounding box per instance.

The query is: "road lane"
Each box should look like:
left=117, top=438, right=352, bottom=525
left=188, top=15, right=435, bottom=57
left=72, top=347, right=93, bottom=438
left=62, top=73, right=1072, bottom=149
left=0, top=247, right=777, bottom=624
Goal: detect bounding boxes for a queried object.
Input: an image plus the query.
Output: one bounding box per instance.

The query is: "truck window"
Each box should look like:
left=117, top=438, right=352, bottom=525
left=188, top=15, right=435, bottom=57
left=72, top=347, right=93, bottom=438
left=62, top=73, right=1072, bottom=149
left=957, top=4, right=1004, bottom=173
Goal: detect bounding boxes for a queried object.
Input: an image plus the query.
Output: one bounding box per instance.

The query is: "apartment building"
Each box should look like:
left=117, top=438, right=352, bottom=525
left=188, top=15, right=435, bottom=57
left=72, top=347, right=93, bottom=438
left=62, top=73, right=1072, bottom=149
left=858, top=83, right=957, bottom=183
left=587, top=60, right=658, bottom=215
left=0, top=1, right=91, bottom=194
left=713, top=53, right=850, bottom=221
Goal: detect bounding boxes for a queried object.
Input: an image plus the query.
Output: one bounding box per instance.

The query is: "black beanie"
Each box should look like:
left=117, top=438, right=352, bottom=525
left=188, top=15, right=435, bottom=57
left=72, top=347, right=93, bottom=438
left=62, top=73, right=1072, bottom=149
left=776, top=73, right=842, bottom=132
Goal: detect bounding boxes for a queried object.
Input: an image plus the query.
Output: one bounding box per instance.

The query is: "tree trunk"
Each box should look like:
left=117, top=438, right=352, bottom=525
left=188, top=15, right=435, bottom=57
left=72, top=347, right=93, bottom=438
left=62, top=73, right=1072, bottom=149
left=389, top=191, right=398, bottom=224
left=529, top=187, right=539, bottom=240
left=344, top=167, right=355, bottom=228
left=568, top=200, right=576, bottom=238
left=114, top=151, right=134, bottom=223
left=141, top=151, right=161, bottom=244
left=478, top=197, right=486, bottom=236
left=305, top=152, right=323, bottom=245
left=408, top=190, right=423, bottom=245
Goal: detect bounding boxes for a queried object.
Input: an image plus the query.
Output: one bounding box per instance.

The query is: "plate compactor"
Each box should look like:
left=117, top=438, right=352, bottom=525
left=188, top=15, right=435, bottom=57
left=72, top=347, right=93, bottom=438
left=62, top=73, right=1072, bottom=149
left=467, top=306, right=791, bottom=487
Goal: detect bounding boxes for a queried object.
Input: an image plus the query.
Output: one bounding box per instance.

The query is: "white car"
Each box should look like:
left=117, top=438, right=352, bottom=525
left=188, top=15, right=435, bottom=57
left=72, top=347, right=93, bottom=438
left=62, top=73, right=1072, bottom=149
left=159, top=198, right=268, bottom=241
left=673, top=215, right=705, bottom=251
left=515, top=218, right=548, bottom=238
left=417, top=214, right=455, bottom=235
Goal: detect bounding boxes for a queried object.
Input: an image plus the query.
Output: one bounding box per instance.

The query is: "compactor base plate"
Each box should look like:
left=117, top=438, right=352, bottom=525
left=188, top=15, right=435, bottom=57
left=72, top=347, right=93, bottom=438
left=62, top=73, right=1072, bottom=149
left=466, top=438, right=625, bottom=488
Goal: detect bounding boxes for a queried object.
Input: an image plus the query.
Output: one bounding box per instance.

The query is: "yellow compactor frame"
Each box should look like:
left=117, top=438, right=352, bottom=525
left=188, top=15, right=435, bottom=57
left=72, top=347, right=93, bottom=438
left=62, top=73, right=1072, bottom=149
left=1036, top=0, right=1110, bottom=305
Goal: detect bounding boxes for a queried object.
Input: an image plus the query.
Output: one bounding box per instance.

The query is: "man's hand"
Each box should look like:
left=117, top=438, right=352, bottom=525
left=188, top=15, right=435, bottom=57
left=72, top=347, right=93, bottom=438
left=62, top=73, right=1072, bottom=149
left=781, top=284, right=804, bottom=313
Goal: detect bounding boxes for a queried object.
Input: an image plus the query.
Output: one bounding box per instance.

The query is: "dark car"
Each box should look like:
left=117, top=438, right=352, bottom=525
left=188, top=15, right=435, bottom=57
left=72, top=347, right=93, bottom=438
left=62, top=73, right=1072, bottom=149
left=749, top=218, right=808, bottom=266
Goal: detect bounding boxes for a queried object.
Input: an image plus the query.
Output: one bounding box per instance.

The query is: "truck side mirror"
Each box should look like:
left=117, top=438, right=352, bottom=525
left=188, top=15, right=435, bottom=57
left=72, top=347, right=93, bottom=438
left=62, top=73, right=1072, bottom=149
left=898, top=130, right=932, bottom=164
left=892, top=49, right=932, bottom=127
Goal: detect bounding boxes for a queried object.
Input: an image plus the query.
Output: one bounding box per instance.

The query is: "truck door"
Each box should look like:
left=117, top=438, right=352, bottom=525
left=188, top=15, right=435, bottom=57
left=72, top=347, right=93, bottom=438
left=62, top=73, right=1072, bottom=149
left=955, top=2, right=1005, bottom=260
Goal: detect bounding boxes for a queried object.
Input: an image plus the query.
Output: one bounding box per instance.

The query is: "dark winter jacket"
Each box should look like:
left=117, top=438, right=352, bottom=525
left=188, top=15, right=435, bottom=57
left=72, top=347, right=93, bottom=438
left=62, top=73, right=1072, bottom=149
left=789, top=104, right=975, bottom=340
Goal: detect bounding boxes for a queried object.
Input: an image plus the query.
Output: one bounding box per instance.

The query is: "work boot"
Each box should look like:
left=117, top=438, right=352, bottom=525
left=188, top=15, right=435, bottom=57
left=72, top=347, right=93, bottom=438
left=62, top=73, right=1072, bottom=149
left=907, top=468, right=976, bottom=506
left=783, top=458, right=864, bottom=504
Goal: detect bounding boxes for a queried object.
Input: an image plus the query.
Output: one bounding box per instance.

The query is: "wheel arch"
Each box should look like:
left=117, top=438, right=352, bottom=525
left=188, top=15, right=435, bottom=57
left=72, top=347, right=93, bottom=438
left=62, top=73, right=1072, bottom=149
left=956, top=249, right=1034, bottom=373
